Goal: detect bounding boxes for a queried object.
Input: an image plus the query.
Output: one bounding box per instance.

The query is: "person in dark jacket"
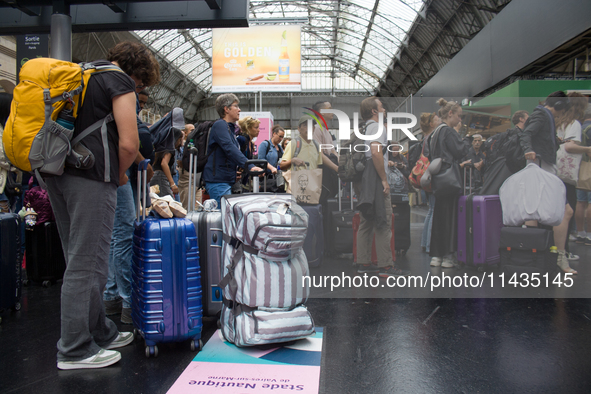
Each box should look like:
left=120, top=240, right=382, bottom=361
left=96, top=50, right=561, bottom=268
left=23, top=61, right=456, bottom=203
left=518, top=91, right=577, bottom=274
left=418, top=112, right=442, bottom=254
left=460, top=134, right=485, bottom=193
left=428, top=99, right=471, bottom=268
left=518, top=92, right=569, bottom=170
left=203, top=94, right=262, bottom=206
left=48, top=41, right=160, bottom=370
left=355, top=97, right=409, bottom=278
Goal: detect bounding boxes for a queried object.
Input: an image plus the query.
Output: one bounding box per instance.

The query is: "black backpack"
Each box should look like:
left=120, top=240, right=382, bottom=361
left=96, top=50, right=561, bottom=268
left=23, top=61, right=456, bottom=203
left=337, top=123, right=367, bottom=182
left=482, top=130, right=511, bottom=165
left=503, top=128, right=526, bottom=174
left=181, top=120, right=215, bottom=172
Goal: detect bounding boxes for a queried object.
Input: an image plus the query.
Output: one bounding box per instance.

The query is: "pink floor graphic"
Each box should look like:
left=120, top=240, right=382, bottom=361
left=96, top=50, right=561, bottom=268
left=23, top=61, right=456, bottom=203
left=167, top=328, right=323, bottom=394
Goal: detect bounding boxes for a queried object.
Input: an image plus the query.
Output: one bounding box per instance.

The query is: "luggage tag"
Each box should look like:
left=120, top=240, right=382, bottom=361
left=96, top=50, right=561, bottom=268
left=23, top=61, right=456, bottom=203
left=276, top=202, right=289, bottom=216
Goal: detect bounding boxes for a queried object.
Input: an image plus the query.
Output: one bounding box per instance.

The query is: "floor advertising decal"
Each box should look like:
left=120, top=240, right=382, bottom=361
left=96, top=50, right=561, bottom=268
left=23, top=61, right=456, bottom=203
left=167, top=328, right=323, bottom=393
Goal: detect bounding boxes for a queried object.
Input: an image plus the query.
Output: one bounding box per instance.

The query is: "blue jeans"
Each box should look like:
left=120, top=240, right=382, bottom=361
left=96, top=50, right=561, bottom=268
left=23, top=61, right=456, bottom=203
left=576, top=189, right=591, bottom=203
left=205, top=182, right=232, bottom=207
left=173, top=171, right=180, bottom=202
left=103, top=179, right=135, bottom=309
left=421, top=193, right=435, bottom=253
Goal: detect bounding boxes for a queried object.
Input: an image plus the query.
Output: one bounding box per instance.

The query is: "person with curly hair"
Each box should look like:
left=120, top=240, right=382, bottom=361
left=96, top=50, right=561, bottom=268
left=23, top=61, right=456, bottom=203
left=47, top=41, right=160, bottom=370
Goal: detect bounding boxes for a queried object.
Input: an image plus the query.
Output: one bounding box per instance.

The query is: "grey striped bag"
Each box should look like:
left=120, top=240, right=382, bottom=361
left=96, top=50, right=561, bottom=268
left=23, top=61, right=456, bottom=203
left=221, top=245, right=310, bottom=308
left=220, top=304, right=315, bottom=347
left=219, top=194, right=315, bottom=346
left=221, top=194, right=308, bottom=261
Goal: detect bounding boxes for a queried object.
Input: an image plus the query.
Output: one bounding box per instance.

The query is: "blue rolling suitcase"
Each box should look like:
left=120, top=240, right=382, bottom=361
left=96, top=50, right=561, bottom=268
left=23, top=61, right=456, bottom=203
left=131, top=160, right=203, bottom=357
left=0, top=213, right=22, bottom=323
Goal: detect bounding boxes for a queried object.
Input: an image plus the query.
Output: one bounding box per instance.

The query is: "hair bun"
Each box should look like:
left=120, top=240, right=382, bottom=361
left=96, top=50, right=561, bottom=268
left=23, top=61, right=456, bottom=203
left=436, top=98, right=448, bottom=107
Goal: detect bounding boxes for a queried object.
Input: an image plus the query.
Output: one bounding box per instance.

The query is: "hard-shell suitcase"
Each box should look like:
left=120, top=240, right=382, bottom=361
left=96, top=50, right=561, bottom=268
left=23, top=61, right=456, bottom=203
left=25, top=221, right=66, bottom=286
left=301, top=204, right=324, bottom=268
left=131, top=160, right=203, bottom=357
left=457, top=167, right=503, bottom=269
left=352, top=213, right=395, bottom=264
left=499, top=226, right=559, bottom=275
left=327, top=182, right=355, bottom=254
left=0, top=213, right=22, bottom=321
left=185, top=149, right=223, bottom=317
left=392, top=203, right=411, bottom=255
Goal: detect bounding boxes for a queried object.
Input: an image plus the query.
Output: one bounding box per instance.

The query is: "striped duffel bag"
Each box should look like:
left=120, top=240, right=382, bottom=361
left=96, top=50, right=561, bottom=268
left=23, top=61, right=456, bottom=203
left=219, top=194, right=315, bottom=346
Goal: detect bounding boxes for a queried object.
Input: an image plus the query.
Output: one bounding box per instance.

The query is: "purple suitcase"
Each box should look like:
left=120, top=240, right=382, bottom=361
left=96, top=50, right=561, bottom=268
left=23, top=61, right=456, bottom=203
left=457, top=166, right=503, bottom=268
left=457, top=194, right=503, bottom=268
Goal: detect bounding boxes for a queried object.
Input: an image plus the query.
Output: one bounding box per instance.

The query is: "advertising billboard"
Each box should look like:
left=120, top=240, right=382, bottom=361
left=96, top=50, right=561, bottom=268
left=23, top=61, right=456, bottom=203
left=212, top=25, right=301, bottom=93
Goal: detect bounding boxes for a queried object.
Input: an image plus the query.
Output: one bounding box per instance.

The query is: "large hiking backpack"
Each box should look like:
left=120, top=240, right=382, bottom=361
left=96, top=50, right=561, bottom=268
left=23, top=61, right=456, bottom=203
left=3, top=58, right=123, bottom=182
left=337, top=124, right=367, bottom=182
left=503, top=129, right=526, bottom=174
left=181, top=120, right=215, bottom=172
left=149, top=107, right=185, bottom=153
left=482, top=130, right=511, bottom=165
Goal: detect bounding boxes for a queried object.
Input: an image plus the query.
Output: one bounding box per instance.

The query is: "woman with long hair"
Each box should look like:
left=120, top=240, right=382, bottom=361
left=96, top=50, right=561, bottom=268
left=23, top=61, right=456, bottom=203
left=428, top=99, right=470, bottom=268
left=150, top=127, right=184, bottom=197
left=418, top=112, right=441, bottom=255
left=553, top=92, right=590, bottom=272
left=236, top=116, right=277, bottom=190
left=237, top=116, right=261, bottom=160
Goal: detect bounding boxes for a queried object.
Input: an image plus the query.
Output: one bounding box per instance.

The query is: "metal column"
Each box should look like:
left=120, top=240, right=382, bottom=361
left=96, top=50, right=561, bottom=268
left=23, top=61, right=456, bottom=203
left=50, top=12, right=72, bottom=61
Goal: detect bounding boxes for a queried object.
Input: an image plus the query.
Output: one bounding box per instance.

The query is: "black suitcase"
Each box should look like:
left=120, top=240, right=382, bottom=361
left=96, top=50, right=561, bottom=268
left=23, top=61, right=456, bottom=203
left=392, top=203, right=411, bottom=255
left=0, top=213, right=22, bottom=322
left=302, top=204, right=324, bottom=268
left=185, top=149, right=223, bottom=317
left=25, top=221, right=66, bottom=287
left=499, top=226, right=559, bottom=275
left=327, top=182, right=355, bottom=255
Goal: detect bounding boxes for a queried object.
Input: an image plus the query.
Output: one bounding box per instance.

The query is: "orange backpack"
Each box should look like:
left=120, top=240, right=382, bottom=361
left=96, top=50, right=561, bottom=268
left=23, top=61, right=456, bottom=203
left=409, top=138, right=432, bottom=192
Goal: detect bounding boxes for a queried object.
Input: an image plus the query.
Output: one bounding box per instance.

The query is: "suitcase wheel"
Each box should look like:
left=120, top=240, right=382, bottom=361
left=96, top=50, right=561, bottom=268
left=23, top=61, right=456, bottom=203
left=14, top=302, right=21, bottom=311
left=145, top=345, right=158, bottom=358
left=42, top=280, right=52, bottom=288
left=190, top=338, right=203, bottom=352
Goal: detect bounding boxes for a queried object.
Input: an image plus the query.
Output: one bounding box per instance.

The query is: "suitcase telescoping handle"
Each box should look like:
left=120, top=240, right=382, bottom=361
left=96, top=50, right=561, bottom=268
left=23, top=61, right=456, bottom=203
left=337, top=178, right=354, bottom=211
left=187, top=147, right=201, bottom=212
left=137, top=159, right=151, bottom=222
left=463, top=162, right=473, bottom=196
left=245, top=159, right=268, bottom=193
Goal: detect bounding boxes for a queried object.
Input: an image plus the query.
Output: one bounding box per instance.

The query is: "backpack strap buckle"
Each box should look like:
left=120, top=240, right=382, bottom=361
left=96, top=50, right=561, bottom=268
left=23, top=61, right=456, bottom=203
left=43, top=89, right=51, bottom=103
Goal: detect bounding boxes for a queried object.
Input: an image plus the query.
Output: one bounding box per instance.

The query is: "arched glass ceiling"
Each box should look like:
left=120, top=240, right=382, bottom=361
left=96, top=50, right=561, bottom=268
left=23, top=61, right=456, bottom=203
left=135, top=0, right=423, bottom=94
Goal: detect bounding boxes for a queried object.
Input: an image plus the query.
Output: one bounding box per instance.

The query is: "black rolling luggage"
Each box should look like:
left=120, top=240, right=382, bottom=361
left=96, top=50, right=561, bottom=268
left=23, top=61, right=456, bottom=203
left=392, top=203, right=411, bottom=255
left=0, top=213, right=22, bottom=322
left=327, top=182, right=355, bottom=255
left=302, top=204, right=324, bottom=268
left=25, top=221, right=66, bottom=287
left=185, top=148, right=223, bottom=317
left=499, top=226, right=559, bottom=275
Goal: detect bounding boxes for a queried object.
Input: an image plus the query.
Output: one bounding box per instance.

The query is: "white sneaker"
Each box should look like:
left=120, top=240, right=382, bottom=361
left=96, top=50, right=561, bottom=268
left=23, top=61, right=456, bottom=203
left=430, top=257, right=442, bottom=267
left=566, top=252, right=579, bottom=261
left=57, top=348, right=121, bottom=370
left=569, top=234, right=577, bottom=242
left=441, top=256, right=456, bottom=268
left=105, top=332, right=134, bottom=350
